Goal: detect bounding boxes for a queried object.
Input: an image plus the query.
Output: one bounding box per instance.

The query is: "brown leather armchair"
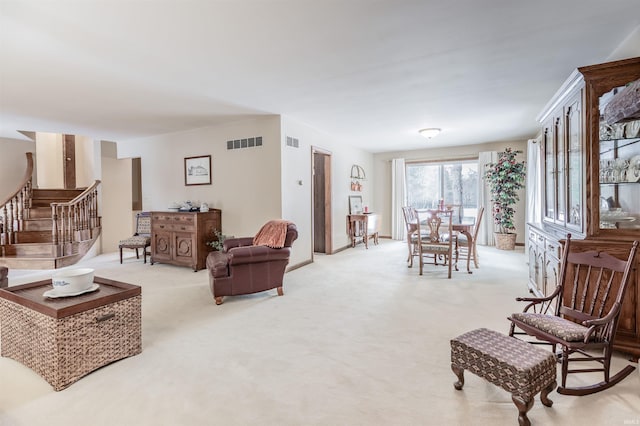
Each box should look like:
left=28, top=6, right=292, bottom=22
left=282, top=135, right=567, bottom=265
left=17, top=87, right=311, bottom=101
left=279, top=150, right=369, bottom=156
left=206, top=222, right=298, bottom=305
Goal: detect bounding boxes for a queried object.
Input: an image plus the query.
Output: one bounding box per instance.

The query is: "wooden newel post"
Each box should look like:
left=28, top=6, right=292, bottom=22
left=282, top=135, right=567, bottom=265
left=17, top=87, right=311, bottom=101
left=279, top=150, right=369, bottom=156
left=51, top=204, right=59, bottom=245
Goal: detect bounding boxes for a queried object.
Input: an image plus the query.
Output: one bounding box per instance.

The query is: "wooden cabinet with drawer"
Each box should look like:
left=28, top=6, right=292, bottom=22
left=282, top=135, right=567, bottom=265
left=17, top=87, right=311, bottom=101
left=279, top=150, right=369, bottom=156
left=150, top=210, right=221, bottom=271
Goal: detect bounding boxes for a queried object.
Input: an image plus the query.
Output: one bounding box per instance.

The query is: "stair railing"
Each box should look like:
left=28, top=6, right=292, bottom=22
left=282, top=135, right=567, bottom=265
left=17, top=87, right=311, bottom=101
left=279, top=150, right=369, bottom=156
left=1, top=153, right=34, bottom=245
left=51, top=180, right=101, bottom=251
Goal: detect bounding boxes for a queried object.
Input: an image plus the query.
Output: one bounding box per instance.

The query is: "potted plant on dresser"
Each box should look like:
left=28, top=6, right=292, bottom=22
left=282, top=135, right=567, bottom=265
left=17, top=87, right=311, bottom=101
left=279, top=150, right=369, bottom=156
left=484, top=147, right=526, bottom=250
left=206, top=230, right=233, bottom=251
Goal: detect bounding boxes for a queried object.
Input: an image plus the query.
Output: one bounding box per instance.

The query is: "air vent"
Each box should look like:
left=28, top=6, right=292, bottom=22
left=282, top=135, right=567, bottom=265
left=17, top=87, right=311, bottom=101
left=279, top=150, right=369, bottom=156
left=227, top=136, right=262, bottom=150
left=286, top=136, right=299, bottom=148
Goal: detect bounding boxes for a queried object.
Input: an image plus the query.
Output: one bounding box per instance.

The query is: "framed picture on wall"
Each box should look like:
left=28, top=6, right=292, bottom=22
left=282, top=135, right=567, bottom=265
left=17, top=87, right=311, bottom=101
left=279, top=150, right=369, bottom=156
left=184, top=155, right=212, bottom=186
left=349, top=195, right=363, bottom=214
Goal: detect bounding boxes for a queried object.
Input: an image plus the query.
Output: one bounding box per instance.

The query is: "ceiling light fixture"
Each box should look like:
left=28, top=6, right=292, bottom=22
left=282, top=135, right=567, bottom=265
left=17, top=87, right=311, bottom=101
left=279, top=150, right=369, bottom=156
left=418, top=128, right=441, bottom=139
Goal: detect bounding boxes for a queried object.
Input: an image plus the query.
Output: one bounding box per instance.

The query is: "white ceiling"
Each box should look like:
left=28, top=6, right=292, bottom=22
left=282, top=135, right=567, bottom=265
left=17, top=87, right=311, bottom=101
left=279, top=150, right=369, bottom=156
left=1, top=0, right=639, bottom=153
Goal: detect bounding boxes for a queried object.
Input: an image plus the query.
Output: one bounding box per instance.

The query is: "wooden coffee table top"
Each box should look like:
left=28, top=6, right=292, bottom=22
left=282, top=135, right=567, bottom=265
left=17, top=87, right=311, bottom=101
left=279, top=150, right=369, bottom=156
left=0, top=276, right=140, bottom=319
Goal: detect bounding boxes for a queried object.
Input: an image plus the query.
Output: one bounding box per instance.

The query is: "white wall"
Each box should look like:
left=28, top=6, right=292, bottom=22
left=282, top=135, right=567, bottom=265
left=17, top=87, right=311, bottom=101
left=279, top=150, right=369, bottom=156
left=607, top=25, right=640, bottom=61
left=116, top=115, right=373, bottom=268
left=75, top=135, right=101, bottom=187
left=35, top=132, right=64, bottom=188
left=116, top=116, right=283, bottom=245
left=101, top=141, right=133, bottom=252
left=281, top=116, right=374, bottom=259
left=0, top=137, right=35, bottom=198
left=279, top=118, right=311, bottom=265
left=373, top=140, right=528, bottom=244
left=30, top=133, right=100, bottom=190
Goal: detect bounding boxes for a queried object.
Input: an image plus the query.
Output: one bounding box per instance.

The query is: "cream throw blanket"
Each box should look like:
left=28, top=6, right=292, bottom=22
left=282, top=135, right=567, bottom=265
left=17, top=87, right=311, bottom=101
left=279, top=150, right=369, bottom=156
left=253, top=220, right=291, bottom=248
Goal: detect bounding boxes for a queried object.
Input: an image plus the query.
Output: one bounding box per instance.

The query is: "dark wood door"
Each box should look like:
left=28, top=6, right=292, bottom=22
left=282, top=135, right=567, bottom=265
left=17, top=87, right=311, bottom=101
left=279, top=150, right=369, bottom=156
left=313, top=149, right=332, bottom=254
left=63, top=134, right=76, bottom=189
left=314, top=153, right=326, bottom=252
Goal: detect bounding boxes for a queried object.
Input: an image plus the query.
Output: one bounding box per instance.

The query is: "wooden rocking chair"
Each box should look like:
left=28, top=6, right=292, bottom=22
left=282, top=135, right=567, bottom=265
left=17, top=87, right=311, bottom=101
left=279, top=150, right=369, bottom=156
left=508, top=234, right=638, bottom=395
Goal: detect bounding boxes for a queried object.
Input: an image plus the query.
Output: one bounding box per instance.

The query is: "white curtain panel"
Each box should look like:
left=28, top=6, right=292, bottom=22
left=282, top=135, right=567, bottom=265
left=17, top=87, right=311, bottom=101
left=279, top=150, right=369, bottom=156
left=525, top=137, right=542, bottom=258
left=391, top=158, right=406, bottom=240
left=526, top=137, right=542, bottom=224
left=477, top=151, right=498, bottom=246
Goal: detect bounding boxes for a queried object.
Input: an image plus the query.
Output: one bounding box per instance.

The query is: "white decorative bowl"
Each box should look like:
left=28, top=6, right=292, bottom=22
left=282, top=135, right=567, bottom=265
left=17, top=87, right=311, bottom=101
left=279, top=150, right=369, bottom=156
left=51, top=268, right=95, bottom=294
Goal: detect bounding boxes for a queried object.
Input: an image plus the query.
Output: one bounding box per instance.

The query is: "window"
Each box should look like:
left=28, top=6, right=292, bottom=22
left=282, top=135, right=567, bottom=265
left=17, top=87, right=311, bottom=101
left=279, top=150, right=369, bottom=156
left=405, top=160, right=479, bottom=221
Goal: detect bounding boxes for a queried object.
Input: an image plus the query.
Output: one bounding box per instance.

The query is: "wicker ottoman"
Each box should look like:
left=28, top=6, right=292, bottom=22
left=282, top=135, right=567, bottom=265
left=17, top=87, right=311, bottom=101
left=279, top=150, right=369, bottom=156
left=450, top=328, right=557, bottom=426
left=0, top=277, right=141, bottom=391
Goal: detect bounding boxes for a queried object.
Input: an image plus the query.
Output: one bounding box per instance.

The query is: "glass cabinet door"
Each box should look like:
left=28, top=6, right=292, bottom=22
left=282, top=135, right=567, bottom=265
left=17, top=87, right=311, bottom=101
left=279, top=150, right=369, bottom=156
left=543, top=126, right=556, bottom=221
left=554, top=116, right=566, bottom=224
left=543, top=110, right=577, bottom=227
left=598, top=84, right=640, bottom=231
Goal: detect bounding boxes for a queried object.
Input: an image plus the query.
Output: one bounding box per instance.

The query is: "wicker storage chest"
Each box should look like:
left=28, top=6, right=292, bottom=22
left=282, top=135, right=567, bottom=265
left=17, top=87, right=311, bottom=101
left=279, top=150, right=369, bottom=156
left=0, top=277, right=141, bottom=391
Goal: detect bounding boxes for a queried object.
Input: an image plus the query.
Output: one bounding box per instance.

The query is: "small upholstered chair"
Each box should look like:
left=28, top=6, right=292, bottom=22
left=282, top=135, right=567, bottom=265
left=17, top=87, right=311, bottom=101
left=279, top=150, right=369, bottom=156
left=206, top=221, right=298, bottom=305
left=118, top=212, right=151, bottom=264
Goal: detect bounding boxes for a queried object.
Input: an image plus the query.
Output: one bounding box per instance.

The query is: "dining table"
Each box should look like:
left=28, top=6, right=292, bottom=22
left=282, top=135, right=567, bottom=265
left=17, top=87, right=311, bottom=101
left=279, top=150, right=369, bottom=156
left=452, top=221, right=474, bottom=274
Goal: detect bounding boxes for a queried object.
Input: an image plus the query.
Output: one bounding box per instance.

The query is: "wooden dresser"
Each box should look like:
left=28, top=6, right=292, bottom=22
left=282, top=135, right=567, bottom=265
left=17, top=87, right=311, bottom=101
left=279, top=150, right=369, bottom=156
left=150, top=210, right=221, bottom=271
left=529, top=57, right=640, bottom=359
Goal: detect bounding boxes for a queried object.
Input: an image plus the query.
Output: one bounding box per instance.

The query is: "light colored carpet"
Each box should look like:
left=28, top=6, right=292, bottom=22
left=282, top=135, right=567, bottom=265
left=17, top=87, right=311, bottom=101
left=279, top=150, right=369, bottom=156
left=1, top=240, right=639, bottom=426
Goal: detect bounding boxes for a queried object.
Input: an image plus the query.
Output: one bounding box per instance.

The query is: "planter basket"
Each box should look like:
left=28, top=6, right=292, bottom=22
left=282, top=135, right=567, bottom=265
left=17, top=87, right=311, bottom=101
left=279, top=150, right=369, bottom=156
left=495, top=233, right=517, bottom=250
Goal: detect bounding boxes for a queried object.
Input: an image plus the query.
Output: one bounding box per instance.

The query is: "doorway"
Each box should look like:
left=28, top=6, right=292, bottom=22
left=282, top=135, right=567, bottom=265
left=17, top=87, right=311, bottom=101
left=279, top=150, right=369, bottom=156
left=132, top=157, right=142, bottom=210
left=63, top=134, right=76, bottom=189
left=312, top=147, right=332, bottom=254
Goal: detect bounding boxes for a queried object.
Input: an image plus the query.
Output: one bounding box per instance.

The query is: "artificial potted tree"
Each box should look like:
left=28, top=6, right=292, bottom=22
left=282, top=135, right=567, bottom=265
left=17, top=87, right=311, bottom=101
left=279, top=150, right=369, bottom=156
left=484, top=147, right=526, bottom=250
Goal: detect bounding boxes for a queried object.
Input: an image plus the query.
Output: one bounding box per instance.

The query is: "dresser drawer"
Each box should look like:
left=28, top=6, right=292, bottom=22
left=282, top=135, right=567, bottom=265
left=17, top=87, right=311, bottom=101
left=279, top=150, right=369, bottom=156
left=152, top=222, right=195, bottom=232
left=152, top=213, right=195, bottom=228
left=152, top=213, right=194, bottom=223
left=545, top=239, right=560, bottom=258
left=529, top=229, right=545, bottom=246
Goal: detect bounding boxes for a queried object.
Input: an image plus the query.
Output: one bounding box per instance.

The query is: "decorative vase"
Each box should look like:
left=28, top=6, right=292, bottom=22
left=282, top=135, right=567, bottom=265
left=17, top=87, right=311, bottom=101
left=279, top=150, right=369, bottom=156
left=495, top=232, right=517, bottom=250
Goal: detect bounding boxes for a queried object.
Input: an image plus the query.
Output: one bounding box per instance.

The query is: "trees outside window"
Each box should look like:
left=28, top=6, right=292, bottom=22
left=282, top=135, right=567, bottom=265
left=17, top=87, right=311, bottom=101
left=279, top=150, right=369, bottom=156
left=406, top=161, right=478, bottom=220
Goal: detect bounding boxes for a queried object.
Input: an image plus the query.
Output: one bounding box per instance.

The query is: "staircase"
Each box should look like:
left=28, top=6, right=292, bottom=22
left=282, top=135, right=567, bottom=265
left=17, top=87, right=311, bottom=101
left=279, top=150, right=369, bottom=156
left=1, top=154, right=102, bottom=270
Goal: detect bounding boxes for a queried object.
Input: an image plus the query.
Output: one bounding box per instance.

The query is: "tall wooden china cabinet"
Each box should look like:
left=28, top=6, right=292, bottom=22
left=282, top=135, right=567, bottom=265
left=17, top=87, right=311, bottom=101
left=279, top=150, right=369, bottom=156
left=528, top=57, right=640, bottom=359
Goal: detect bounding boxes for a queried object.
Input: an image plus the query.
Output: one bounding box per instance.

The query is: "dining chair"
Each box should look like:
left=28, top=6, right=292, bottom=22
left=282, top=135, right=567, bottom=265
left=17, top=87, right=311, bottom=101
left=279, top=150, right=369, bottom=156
left=401, top=207, right=417, bottom=266
left=456, top=207, right=484, bottom=269
left=402, top=206, right=429, bottom=267
left=415, top=209, right=457, bottom=278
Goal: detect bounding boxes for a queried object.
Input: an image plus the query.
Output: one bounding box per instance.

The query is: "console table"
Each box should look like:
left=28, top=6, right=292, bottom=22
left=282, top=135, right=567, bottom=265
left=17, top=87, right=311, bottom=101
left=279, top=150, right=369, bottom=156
left=347, top=213, right=379, bottom=249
